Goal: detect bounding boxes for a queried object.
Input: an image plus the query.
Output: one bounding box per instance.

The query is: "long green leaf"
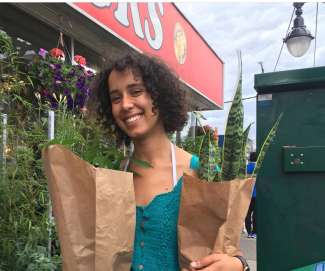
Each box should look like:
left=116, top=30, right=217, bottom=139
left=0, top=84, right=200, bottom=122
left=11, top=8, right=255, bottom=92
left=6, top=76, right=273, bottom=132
left=39, top=139, right=60, bottom=148
left=199, top=131, right=210, bottom=181
left=192, top=111, right=206, bottom=135
left=221, top=51, right=244, bottom=182
left=208, top=142, right=217, bottom=182
left=129, top=156, right=153, bottom=170
left=252, top=113, right=283, bottom=178
left=61, top=138, right=80, bottom=145
left=236, top=123, right=253, bottom=179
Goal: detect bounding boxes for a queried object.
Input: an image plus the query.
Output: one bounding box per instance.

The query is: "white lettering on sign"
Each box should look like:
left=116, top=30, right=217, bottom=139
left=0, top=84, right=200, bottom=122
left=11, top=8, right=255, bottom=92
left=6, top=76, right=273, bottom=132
left=91, top=2, right=164, bottom=50
left=258, top=94, right=273, bottom=101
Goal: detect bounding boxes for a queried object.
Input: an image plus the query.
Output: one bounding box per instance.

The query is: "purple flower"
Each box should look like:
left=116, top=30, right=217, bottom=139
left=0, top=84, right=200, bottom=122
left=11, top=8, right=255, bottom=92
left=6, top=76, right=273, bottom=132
left=50, top=64, right=55, bottom=69
left=41, top=92, right=45, bottom=97
left=63, top=90, right=70, bottom=95
left=87, top=70, right=93, bottom=74
left=27, top=63, right=31, bottom=67
left=77, top=64, right=84, bottom=71
left=66, top=80, right=72, bottom=82
left=51, top=102, right=58, bottom=108
left=34, top=98, right=39, bottom=102
left=86, top=63, right=91, bottom=68
left=67, top=99, right=73, bottom=105
left=56, top=64, right=62, bottom=70
left=38, top=48, right=46, bottom=56
left=76, top=82, right=82, bottom=89
left=47, top=94, right=52, bottom=99
left=87, top=76, right=91, bottom=81
left=53, top=84, right=58, bottom=89
left=37, top=73, right=43, bottom=78
left=71, top=68, right=76, bottom=72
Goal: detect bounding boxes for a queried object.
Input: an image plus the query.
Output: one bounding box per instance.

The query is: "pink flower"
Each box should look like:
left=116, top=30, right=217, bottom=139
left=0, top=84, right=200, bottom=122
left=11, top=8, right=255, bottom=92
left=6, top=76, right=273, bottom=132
left=27, top=63, right=31, bottom=67
left=50, top=64, right=55, bottom=69
left=84, top=72, right=88, bottom=76
left=38, top=48, right=46, bottom=56
left=38, top=86, right=43, bottom=90
left=44, top=89, right=49, bottom=94
left=38, top=73, right=43, bottom=78
left=56, top=80, right=61, bottom=84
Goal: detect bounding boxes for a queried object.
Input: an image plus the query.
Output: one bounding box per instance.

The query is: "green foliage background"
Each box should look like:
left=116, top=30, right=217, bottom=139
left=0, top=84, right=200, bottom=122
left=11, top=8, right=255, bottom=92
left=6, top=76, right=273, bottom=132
left=0, top=31, right=128, bottom=270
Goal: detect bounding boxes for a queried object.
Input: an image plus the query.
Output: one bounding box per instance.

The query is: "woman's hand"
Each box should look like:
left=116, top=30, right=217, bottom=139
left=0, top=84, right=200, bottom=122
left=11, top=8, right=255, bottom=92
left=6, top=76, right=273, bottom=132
left=182, top=254, right=244, bottom=271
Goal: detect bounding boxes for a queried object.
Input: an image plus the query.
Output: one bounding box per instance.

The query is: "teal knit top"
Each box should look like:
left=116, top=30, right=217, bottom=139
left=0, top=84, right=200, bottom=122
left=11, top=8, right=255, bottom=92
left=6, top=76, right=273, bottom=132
left=131, top=155, right=199, bottom=271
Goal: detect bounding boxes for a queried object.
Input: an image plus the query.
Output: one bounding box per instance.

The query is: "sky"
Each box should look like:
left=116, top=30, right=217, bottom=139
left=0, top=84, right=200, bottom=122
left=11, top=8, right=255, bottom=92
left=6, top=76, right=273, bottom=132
left=175, top=2, right=325, bottom=141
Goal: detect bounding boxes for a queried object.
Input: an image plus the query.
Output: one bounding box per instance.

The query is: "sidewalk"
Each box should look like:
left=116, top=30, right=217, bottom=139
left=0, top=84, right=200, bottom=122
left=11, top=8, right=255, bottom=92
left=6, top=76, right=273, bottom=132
left=239, top=234, right=256, bottom=271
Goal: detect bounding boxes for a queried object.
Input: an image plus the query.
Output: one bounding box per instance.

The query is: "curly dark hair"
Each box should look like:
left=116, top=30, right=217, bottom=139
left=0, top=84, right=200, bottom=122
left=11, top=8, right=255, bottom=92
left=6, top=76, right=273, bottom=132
left=89, top=50, right=189, bottom=145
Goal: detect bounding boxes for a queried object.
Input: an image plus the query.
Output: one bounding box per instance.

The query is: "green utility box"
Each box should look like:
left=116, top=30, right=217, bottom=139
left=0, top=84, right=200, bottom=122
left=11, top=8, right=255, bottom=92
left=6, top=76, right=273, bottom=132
left=291, top=261, right=325, bottom=271
left=254, top=66, right=325, bottom=271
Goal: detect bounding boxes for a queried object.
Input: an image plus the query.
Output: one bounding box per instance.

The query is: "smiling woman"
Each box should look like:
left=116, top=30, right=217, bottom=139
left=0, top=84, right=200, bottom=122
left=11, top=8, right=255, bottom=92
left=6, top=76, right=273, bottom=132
left=91, top=50, right=190, bottom=146
left=89, top=51, right=245, bottom=271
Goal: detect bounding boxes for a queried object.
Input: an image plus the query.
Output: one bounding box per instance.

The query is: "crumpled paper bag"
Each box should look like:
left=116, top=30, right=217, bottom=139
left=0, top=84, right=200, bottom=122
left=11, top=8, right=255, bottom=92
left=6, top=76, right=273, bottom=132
left=178, top=170, right=255, bottom=270
left=42, top=144, right=135, bottom=271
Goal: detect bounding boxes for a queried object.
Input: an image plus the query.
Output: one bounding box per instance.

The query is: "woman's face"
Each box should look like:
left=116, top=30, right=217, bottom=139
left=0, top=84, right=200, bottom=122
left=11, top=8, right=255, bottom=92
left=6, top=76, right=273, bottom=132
left=108, top=68, right=164, bottom=141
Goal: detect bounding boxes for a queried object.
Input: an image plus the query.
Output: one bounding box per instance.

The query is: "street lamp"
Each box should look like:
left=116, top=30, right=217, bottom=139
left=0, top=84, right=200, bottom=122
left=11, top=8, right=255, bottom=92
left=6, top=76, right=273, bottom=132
left=284, top=2, right=314, bottom=57
left=258, top=61, right=264, bottom=73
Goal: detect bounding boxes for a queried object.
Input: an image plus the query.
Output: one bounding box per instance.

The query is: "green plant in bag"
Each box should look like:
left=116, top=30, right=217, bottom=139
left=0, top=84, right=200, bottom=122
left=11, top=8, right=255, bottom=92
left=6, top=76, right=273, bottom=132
left=193, top=51, right=283, bottom=182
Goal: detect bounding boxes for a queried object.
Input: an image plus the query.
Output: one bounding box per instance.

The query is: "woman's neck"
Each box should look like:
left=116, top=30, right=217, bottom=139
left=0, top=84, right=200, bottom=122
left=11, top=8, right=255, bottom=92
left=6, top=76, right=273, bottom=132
left=132, top=132, right=171, bottom=165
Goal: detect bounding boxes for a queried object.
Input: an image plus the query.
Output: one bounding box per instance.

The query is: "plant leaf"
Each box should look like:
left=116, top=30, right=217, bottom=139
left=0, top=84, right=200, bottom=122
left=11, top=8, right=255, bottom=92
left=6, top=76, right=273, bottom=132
left=39, top=139, right=60, bottom=148
left=221, top=51, right=244, bottom=182
left=61, top=138, right=80, bottom=145
left=192, top=111, right=206, bottom=135
left=236, top=123, right=253, bottom=179
left=129, top=156, right=153, bottom=170
left=252, top=113, right=283, bottom=178
left=208, top=142, right=217, bottom=182
left=199, top=131, right=210, bottom=181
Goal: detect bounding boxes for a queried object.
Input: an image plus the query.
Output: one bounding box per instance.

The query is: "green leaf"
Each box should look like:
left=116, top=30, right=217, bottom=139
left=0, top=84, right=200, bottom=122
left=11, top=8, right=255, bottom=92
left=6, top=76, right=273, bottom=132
left=192, top=111, right=206, bottom=135
left=26, top=75, right=34, bottom=87
left=221, top=51, right=244, bottom=182
left=129, top=156, right=153, bottom=170
left=236, top=123, right=253, bottom=179
left=39, top=139, right=60, bottom=148
left=208, top=142, right=217, bottom=182
left=61, top=138, right=80, bottom=145
left=199, top=131, right=210, bottom=181
left=252, top=113, right=283, bottom=178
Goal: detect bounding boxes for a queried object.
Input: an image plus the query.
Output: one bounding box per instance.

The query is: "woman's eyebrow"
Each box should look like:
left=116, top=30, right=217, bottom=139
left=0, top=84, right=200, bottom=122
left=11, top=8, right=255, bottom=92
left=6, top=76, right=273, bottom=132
left=127, top=83, right=145, bottom=89
left=109, top=89, right=119, bottom=96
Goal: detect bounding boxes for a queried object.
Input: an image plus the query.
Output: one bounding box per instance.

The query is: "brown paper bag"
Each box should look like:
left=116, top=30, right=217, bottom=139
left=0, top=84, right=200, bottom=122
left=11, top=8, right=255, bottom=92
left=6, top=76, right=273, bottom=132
left=42, top=144, right=135, bottom=271
left=178, top=171, right=255, bottom=270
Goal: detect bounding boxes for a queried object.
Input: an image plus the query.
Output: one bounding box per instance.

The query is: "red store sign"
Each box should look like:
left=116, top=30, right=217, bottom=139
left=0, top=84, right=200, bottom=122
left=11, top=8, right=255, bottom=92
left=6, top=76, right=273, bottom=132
left=69, top=2, right=224, bottom=108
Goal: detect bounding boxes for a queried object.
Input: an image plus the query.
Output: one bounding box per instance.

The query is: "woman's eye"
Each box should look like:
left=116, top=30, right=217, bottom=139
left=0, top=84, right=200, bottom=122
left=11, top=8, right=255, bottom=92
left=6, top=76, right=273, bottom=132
left=111, top=96, right=121, bottom=102
left=132, top=90, right=142, bottom=96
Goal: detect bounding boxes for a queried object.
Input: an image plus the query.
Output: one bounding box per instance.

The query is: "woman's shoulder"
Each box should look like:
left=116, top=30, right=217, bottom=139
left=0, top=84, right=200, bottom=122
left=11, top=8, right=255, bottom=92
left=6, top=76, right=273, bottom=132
left=174, top=145, right=199, bottom=170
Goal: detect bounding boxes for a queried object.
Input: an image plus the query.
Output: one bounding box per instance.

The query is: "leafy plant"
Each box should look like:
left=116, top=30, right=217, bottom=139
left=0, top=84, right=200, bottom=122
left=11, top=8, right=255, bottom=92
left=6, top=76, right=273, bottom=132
left=194, top=51, right=282, bottom=182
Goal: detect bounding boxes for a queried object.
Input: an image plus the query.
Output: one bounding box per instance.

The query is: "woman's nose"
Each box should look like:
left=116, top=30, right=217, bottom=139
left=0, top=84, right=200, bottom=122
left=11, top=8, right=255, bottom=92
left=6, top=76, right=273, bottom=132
left=121, top=95, right=134, bottom=111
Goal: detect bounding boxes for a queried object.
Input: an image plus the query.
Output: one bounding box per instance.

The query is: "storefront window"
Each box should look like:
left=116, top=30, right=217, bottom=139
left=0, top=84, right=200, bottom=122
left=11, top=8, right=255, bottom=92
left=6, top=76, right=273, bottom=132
left=74, top=41, right=102, bottom=74
left=0, top=4, right=64, bottom=63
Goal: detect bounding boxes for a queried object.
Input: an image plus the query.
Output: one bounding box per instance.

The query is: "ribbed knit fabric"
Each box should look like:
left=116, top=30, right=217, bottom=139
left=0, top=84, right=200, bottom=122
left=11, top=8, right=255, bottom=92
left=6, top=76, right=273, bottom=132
left=131, top=155, right=199, bottom=271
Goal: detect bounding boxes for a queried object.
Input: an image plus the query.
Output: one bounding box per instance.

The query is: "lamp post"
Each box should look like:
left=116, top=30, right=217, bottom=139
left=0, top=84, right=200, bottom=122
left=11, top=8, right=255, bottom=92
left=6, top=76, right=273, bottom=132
left=258, top=61, right=264, bottom=73
left=284, top=2, right=314, bottom=57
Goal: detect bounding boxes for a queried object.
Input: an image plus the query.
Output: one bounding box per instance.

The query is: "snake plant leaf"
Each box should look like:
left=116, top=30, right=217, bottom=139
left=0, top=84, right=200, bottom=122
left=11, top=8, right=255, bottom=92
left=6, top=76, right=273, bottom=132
left=221, top=51, right=244, bottom=182
left=208, top=142, right=217, bottom=182
left=199, top=131, right=210, bottom=181
left=236, top=123, right=253, bottom=179
left=192, top=111, right=207, bottom=135
left=252, top=113, right=283, bottom=178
